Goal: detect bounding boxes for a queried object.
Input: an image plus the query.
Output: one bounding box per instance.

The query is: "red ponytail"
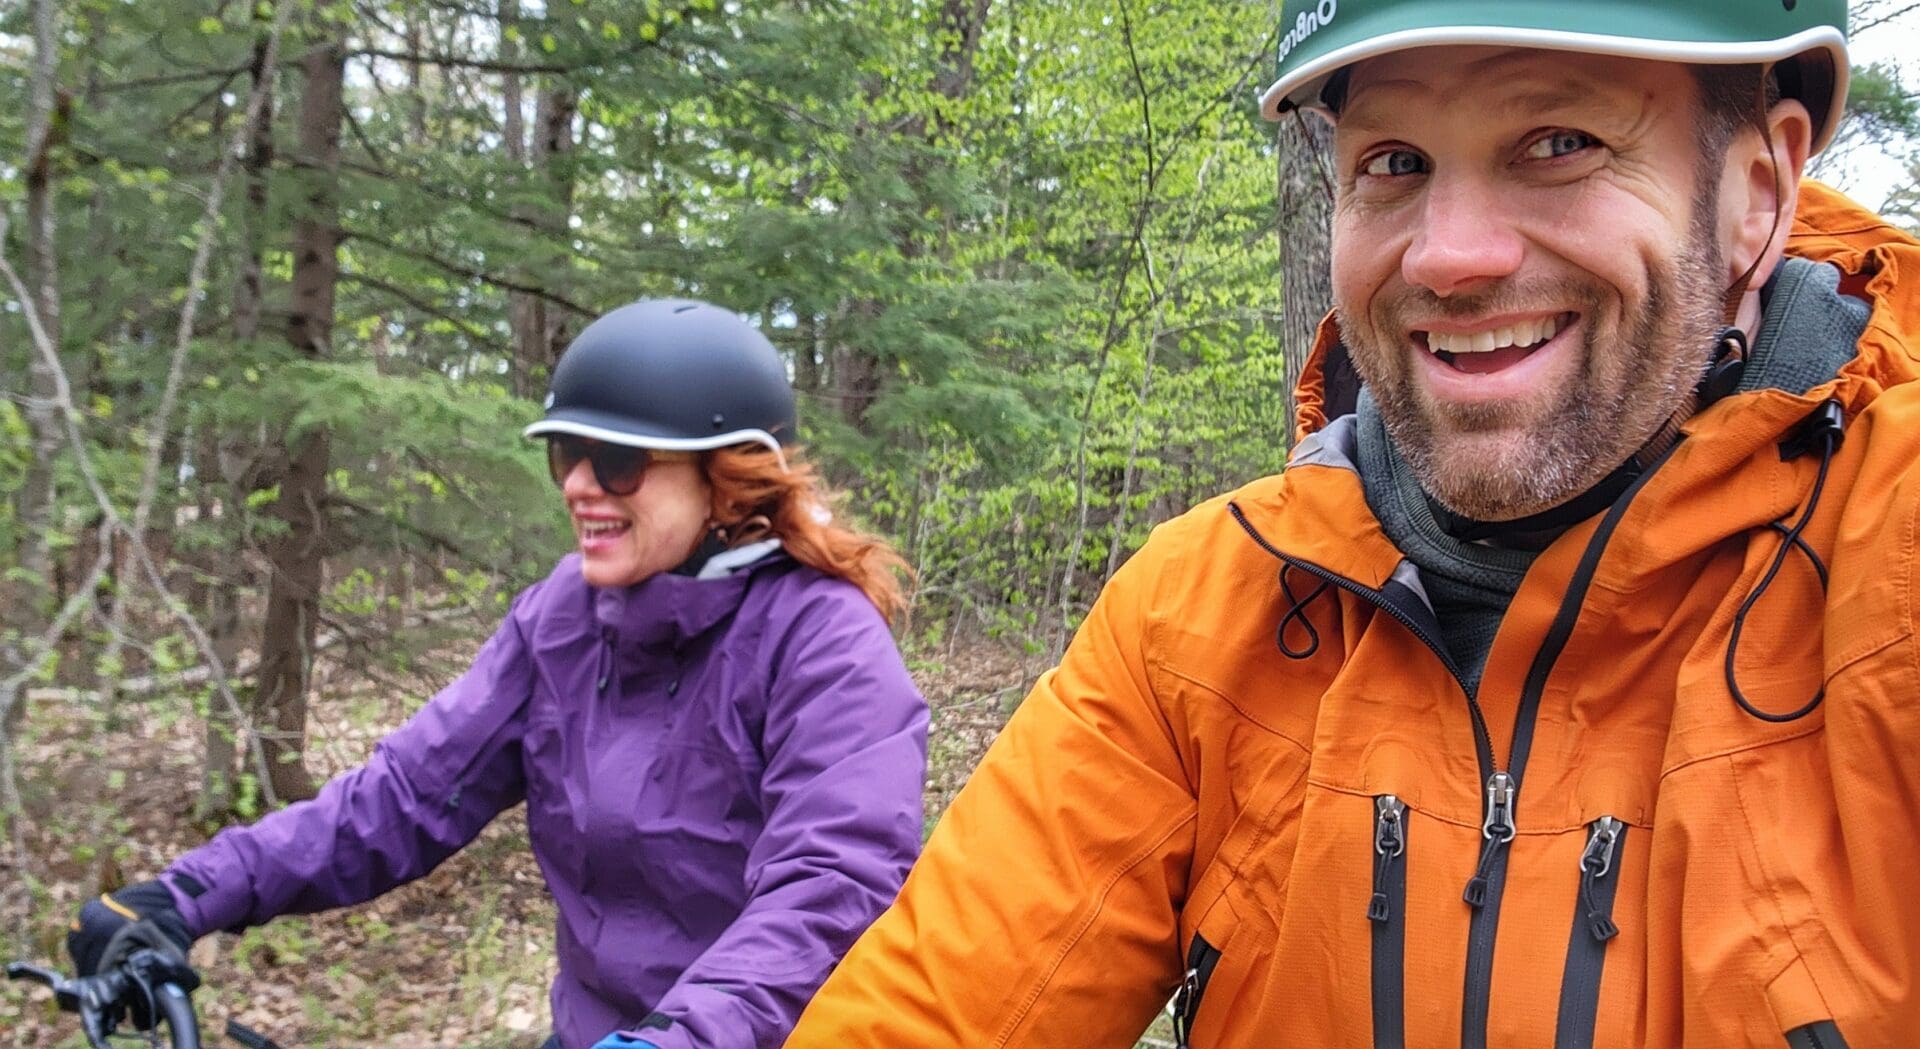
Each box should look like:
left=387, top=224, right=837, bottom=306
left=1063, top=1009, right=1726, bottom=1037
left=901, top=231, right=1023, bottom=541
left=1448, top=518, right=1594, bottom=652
left=704, top=446, right=911, bottom=624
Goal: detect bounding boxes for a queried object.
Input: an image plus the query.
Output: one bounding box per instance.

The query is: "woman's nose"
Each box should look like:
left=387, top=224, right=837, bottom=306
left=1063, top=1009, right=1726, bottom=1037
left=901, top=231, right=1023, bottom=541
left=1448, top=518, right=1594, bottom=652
left=561, top=458, right=603, bottom=499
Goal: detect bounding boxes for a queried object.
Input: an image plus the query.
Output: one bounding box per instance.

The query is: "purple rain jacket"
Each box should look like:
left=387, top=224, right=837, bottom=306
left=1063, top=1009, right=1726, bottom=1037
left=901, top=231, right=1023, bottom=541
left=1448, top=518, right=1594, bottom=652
left=158, top=551, right=929, bottom=1049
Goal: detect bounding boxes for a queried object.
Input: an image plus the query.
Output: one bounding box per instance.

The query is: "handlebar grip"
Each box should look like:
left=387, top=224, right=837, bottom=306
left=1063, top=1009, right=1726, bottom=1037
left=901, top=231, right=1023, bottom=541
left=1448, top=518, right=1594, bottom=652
left=152, top=981, right=202, bottom=1049
left=6, top=961, right=61, bottom=986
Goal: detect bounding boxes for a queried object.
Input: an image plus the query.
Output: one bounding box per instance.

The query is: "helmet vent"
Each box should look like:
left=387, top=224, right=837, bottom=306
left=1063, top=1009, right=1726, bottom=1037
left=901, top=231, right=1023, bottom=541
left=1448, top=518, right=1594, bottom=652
left=674, top=304, right=698, bottom=313
left=712, top=414, right=726, bottom=429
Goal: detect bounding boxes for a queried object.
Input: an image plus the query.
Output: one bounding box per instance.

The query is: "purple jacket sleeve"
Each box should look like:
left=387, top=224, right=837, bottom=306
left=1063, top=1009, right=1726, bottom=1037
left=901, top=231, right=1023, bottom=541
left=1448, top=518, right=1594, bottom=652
left=629, top=583, right=928, bottom=1049
left=161, top=595, right=538, bottom=937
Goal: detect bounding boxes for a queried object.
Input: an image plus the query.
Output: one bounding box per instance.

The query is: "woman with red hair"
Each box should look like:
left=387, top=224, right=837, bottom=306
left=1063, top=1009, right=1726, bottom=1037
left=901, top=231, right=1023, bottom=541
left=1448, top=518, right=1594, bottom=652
left=67, top=300, right=928, bottom=1049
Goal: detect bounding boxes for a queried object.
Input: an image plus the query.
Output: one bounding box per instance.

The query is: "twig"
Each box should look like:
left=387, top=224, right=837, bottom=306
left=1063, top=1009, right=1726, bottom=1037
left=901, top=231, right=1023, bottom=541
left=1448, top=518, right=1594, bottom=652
left=349, top=46, right=568, bottom=74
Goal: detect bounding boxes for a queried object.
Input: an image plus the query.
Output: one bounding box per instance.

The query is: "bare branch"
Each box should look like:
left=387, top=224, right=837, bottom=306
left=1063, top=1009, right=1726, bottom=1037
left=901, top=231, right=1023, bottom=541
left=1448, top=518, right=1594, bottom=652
left=94, top=63, right=252, bottom=94
left=349, top=46, right=567, bottom=74
left=1855, top=2, right=1920, bottom=35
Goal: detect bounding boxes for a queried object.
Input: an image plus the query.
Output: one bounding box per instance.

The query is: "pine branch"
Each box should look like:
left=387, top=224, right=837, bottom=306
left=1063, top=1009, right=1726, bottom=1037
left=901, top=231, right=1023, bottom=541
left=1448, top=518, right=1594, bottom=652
left=339, top=269, right=505, bottom=347
left=346, top=227, right=597, bottom=318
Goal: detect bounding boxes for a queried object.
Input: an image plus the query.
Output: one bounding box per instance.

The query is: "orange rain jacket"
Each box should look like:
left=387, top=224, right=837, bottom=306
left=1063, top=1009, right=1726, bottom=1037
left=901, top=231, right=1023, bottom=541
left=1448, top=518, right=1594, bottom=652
left=786, top=183, right=1920, bottom=1049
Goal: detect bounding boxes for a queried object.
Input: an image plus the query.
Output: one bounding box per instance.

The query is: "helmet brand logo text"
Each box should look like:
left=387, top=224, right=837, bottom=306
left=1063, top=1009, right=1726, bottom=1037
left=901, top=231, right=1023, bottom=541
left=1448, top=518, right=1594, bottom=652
left=1278, top=0, right=1339, bottom=67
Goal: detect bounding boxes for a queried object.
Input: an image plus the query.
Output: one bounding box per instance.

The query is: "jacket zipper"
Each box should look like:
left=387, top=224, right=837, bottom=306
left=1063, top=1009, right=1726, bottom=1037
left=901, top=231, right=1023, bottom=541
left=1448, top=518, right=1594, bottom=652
left=1554, top=816, right=1626, bottom=1049
left=1459, top=443, right=1677, bottom=1049
left=1371, top=795, right=1409, bottom=1049
left=1232, top=442, right=1677, bottom=1049
left=1171, top=930, right=1222, bottom=1049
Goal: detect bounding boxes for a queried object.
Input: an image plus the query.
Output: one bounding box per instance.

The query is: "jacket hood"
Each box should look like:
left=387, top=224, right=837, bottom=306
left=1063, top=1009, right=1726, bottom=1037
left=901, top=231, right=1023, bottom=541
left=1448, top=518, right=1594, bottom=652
left=1290, top=180, right=1920, bottom=446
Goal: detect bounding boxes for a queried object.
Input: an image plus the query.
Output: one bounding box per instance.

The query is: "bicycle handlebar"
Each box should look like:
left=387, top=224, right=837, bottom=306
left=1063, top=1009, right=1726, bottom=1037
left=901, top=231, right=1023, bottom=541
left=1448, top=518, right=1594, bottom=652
left=9, top=950, right=202, bottom=1049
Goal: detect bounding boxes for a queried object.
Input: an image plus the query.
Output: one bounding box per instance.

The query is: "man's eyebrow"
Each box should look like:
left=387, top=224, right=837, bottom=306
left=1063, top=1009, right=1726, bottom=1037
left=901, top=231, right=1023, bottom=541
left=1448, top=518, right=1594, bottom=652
left=1341, top=80, right=1615, bottom=135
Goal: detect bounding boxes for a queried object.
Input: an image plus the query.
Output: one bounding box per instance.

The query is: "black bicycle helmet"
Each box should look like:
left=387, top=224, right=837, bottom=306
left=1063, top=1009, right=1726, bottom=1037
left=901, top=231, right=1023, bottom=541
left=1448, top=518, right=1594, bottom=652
left=524, top=299, right=798, bottom=457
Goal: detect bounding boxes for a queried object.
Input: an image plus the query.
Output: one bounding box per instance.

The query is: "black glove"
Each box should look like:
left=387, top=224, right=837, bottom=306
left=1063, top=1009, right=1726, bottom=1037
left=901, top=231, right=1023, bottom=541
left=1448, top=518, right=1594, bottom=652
left=66, top=880, right=195, bottom=978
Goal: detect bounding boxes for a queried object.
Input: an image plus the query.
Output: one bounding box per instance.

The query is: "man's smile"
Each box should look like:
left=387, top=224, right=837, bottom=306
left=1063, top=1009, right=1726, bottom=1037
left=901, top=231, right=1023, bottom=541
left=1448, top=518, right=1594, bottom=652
left=1407, top=311, right=1586, bottom=405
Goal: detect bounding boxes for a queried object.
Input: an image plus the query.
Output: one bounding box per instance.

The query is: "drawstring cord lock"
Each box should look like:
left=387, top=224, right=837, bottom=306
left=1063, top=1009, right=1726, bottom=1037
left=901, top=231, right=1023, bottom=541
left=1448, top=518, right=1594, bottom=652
left=1779, top=399, right=1846, bottom=461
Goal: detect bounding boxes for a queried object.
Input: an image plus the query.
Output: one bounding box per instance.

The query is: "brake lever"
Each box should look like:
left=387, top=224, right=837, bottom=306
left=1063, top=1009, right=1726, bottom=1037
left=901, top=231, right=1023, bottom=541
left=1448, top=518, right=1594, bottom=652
left=10, top=959, right=133, bottom=1047
left=8, top=961, right=84, bottom=1013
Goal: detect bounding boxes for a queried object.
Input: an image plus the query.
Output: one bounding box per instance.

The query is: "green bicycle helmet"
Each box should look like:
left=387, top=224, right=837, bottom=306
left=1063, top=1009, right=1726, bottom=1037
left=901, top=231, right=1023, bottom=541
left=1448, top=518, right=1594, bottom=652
left=1259, top=0, right=1850, bottom=153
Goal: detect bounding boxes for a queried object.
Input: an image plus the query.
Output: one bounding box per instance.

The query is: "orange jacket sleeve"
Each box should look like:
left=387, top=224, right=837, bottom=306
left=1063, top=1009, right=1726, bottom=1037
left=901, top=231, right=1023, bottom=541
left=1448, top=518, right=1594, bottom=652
left=785, top=536, right=1198, bottom=1047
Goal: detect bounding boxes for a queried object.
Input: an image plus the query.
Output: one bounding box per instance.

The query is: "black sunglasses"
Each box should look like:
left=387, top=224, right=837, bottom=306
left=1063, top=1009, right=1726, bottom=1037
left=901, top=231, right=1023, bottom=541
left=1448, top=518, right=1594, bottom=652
left=546, top=436, right=654, bottom=496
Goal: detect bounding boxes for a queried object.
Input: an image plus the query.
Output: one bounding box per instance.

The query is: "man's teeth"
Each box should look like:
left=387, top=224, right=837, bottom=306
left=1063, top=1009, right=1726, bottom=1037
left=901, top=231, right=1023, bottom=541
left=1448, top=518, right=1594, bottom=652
left=1427, top=315, right=1565, bottom=355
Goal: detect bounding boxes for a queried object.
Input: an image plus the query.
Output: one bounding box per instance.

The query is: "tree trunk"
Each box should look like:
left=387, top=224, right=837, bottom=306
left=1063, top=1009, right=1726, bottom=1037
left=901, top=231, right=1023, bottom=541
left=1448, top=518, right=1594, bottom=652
left=1277, top=112, right=1336, bottom=446
left=196, top=23, right=277, bottom=821
left=508, top=81, right=577, bottom=394
left=405, top=13, right=428, bottom=147
left=254, top=27, right=345, bottom=805
left=532, top=84, right=578, bottom=369
left=15, top=0, right=63, bottom=627
left=499, top=0, right=525, bottom=164
left=794, top=312, right=821, bottom=395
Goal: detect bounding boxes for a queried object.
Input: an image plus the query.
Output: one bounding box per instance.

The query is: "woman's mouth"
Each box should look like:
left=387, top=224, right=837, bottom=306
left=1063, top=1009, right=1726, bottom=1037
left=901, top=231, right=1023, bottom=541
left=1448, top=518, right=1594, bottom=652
left=576, top=517, right=632, bottom=552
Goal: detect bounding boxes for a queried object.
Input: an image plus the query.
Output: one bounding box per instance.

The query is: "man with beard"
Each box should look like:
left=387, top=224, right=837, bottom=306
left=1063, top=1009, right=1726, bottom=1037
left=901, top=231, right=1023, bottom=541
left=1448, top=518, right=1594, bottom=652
left=787, top=2, right=1919, bottom=1047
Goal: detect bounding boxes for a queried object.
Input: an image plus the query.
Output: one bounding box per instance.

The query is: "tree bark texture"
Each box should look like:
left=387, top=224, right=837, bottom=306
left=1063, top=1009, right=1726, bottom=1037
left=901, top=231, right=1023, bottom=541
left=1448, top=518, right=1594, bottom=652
left=196, top=23, right=278, bottom=820
left=255, top=29, right=345, bottom=804
left=508, top=78, right=575, bottom=397
left=17, top=0, right=64, bottom=623
left=1277, top=111, right=1336, bottom=446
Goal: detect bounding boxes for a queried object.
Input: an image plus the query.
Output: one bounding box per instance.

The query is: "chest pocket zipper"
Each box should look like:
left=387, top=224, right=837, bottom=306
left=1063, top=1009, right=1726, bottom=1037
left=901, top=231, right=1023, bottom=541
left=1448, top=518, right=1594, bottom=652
left=1555, top=816, right=1626, bottom=1049
left=1171, top=931, right=1222, bottom=1049
left=1785, top=1021, right=1851, bottom=1049
left=1371, top=795, right=1409, bottom=1049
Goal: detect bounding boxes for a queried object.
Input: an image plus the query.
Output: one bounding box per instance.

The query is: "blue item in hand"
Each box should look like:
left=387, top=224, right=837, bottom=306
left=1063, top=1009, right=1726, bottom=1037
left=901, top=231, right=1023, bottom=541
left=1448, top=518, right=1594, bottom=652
left=588, top=1035, right=660, bottom=1049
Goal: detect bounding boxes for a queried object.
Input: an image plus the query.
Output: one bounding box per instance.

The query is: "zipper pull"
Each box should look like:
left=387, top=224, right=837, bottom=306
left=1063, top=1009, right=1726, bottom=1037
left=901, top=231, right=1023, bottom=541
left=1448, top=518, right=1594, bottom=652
left=1171, top=965, right=1200, bottom=1049
left=1169, top=932, right=1219, bottom=1049
left=1579, top=816, right=1623, bottom=941
left=1370, top=794, right=1406, bottom=923
left=1464, top=771, right=1516, bottom=908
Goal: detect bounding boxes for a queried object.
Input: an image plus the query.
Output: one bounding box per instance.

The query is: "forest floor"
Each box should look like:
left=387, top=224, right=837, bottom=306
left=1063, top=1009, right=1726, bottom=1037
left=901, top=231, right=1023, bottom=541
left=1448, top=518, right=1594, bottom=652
left=0, top=623, right=1076, bottom=1048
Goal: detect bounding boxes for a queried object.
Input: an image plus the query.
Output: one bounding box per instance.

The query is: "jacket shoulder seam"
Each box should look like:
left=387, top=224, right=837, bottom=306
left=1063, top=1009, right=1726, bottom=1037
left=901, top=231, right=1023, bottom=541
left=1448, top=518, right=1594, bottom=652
left=1158, top=661, right=1311, bottom=757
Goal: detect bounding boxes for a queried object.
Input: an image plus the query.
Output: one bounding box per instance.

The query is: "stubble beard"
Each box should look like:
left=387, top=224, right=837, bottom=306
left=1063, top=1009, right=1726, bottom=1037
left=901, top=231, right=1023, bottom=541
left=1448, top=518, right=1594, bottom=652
left=1340, top=203, right=1727, bottom=522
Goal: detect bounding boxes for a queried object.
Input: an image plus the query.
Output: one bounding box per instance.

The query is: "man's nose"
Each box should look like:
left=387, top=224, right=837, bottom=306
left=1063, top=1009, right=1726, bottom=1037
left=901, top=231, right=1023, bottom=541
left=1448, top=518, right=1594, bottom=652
left=1401, top=174, right=1524, bottom=297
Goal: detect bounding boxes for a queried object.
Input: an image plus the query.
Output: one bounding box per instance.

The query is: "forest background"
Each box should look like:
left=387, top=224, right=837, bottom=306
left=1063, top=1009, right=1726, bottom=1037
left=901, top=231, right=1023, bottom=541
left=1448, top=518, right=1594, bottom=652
left=3, top=1, right=1919, bottom=1045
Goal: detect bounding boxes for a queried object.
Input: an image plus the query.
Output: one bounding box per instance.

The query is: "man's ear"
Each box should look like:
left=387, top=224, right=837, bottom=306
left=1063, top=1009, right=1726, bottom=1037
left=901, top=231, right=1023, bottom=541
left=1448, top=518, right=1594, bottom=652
left=1724, top=96, right=1814, bottom=287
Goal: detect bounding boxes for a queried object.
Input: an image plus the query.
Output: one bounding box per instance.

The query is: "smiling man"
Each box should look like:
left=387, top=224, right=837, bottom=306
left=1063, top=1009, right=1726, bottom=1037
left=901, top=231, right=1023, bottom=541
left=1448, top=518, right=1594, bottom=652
left=786, top=3, right=1920, bottom=1048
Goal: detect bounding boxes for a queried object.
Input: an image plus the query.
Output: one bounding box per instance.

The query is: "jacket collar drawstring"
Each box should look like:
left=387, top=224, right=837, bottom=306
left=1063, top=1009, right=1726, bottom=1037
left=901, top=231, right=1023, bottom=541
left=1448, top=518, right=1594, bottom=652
left=1228, top=501, right=1333, bottom=660
left=1277, top=564, right=1330, bottom=660
left=596, top=625, right=616, bottom=692
left=1725, top=398, right=1846, bottom=723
